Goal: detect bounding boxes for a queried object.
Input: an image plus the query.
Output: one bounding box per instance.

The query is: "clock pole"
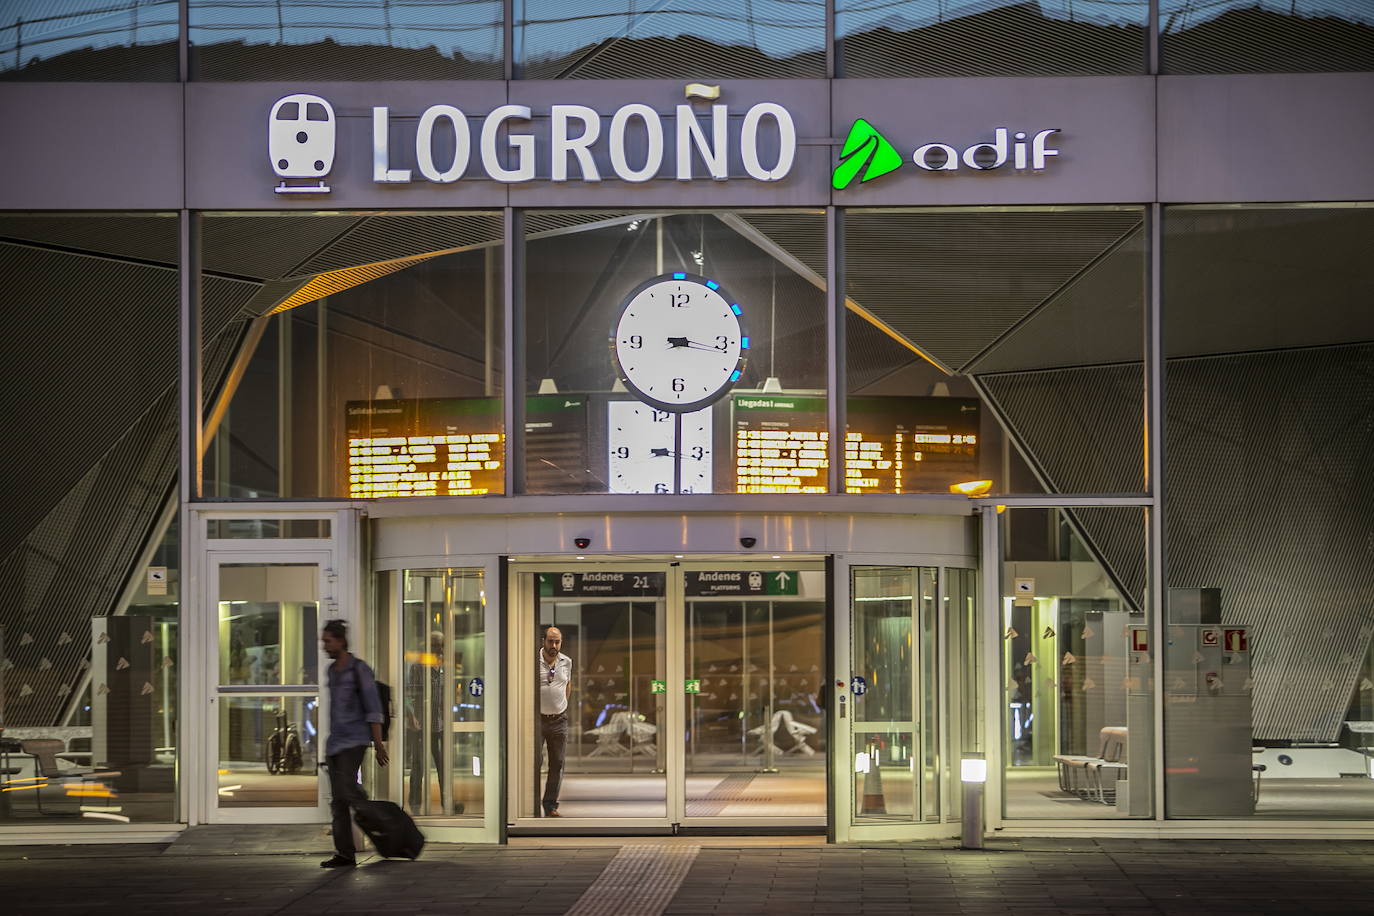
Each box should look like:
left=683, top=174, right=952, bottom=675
left=673, top=412, right=683, bottom=495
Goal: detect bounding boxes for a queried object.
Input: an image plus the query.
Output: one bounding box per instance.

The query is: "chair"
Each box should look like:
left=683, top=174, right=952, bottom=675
left=21, top=739, right=94, bottom=815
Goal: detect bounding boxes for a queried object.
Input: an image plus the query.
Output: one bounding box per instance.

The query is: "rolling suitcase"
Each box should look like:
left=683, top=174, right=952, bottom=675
left=353, top=800, right=425, bottom=859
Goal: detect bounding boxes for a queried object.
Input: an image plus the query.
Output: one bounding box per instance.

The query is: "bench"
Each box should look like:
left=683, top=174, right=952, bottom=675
left=1054, top=726, right=1127, bottom=804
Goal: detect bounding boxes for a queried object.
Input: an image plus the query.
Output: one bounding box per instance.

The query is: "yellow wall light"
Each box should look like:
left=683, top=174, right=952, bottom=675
left=949, top=479, right=993, bottom=497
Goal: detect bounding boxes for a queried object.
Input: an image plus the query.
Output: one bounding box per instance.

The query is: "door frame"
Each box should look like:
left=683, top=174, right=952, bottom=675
left=371, top=554, right=504, bottom=844
left=185, top=507, right=361, bottom=827
left=830, top=554, right=978, bottom=844
left=506, top=557, right=830, bottom=833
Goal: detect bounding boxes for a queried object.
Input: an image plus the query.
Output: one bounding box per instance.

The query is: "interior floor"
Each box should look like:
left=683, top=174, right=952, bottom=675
left=527, top=770, right=826, bottom=819
left=1004, top=768, right=1374, bottom=819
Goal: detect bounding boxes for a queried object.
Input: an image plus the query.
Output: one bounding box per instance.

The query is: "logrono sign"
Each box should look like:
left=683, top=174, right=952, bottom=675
left=269, top=92, right=1063, bottom=195
left=271, top=92, right=796, bottom=193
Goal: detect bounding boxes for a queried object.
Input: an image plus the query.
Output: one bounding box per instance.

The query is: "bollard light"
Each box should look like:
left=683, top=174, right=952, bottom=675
left=960, top=757, right=986, bottom=850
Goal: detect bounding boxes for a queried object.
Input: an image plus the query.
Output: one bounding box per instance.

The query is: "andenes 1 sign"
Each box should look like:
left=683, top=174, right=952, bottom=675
left=267, top=92, right=1063, bottom=195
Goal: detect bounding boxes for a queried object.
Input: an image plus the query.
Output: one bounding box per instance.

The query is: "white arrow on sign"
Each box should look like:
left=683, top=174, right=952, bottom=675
left=774, top=571, right=792, bottom=588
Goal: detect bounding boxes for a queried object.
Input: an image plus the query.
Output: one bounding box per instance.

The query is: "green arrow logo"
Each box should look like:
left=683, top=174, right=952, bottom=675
left=832, top=119, right=903, bottom=190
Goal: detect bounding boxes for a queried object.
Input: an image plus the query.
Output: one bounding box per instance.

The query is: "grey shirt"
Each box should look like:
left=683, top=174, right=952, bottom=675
left=326, top=656, right=384, bottom=756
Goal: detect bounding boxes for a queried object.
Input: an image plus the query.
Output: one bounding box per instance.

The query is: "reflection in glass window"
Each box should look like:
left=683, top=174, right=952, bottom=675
left=189, top=0, right=503, bottom=79
left=201, top=212, right=504, bottom=500
left=1000, top=507, right=1153, bottom=820
left=836, top=0, right=1148, bottom=77
left=515, top=0, right=825, bottom=79
left=1163, top=206, right=1374, bottom=819
left=0, top=0, right=178, bottom=80
left=1161, top=0, right=1374, bottom=74
left=844, top=208, right=1146, bottom=496
left=523, top=212, right=827, bottom=494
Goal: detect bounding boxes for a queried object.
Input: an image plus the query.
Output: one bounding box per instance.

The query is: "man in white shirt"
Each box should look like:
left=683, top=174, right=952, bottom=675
left=538, top=626, right=573, bottom=817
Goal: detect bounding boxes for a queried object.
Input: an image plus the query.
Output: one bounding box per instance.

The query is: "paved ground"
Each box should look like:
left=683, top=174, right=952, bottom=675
left=1, top=831, right=1372, bottom=914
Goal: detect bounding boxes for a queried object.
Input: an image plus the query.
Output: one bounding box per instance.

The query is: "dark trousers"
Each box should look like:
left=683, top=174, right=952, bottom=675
left=539, top=712, right=568, bottom=814
left=326, top=745, right=368, bottom=859
left=406, top=728, right=445, bottom=812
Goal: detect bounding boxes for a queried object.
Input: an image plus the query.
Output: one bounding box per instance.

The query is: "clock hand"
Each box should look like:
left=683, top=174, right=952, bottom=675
left=666, top=336, right=725, bottom=353
left=650, top=447, right=681, bottom=458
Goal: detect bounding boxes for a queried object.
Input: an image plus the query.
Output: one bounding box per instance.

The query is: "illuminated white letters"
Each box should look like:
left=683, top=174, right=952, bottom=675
left=914, top=127, right=1061, bottom=172
left=675, top=103, right=727, bottom=180
left=372, top=107, right=411, bottom=183
left=551, top=104, right=601, bottom=182
left=609, top=104, right=664, bottom=183
left=415, top=105, right=470, bottom=183
left=481, top=104, right=534, bottom=183
left=740, top=103, right=795, bottom=182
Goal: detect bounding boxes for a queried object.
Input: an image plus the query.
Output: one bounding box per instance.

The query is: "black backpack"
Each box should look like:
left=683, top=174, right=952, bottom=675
left=352, top=661, right=394, bottom=743
left=375, top=679, right=394, bottom=743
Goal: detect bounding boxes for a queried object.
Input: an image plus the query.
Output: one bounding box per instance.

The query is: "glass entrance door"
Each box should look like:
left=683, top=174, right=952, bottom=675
left=207, top=554, right=329, bottom=823
left=510, top=561, right=828, bottom=830
left=833, top=562, right=982, bottom=842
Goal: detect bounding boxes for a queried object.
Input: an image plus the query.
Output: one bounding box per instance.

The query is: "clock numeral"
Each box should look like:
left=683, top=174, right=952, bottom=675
left=652, top=410, right=670, bottom=423
left=670, top=293, right=690, bottom=308
left=613, top=447, right=630, bottom=459
left=715, top=336, right=730, bottom=350
left=691, top=446, right=705, bottom=460
left=671, top=378, right=685, bottom=392
left=626, top=335, right=642, bottom=349
left=654, top=483, right=670, bottom=493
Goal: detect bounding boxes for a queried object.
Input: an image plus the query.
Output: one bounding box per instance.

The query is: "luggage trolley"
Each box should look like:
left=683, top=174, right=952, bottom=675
left=269, top=93, right=335, bottom=194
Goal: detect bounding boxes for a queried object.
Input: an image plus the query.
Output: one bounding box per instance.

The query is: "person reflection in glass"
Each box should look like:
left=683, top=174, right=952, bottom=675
left=406, top=631, right=447, bottom=814
left=538, top=625, right=573, bottom=817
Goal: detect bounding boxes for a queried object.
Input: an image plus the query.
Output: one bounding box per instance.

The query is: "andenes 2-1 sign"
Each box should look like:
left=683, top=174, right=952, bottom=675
left=268, top=92, right=1063, bottom=195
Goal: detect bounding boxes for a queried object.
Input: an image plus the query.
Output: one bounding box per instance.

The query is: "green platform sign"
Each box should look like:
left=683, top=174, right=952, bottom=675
left=684, top=679, right=702, bottom=694
left=650, top=680, right=666, bottom=694
left=684, top=570, right=799, bottom=596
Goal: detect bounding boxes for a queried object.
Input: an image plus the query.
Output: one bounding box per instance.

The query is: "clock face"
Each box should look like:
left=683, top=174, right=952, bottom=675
left=612, top=273, right=747, bottom=413
left=608, top=401, right=713, bottom=494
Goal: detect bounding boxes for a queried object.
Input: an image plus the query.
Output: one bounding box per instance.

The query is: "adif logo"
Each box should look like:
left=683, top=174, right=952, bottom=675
left=833, top=119, right=1062, bottom=189
left=832, top=119, right=903, bottom=190
left=270, top=94, right=335, bottom=194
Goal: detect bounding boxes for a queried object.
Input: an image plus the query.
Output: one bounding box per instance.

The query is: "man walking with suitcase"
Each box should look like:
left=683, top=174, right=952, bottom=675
left=320, top=619, right=389, bottom=868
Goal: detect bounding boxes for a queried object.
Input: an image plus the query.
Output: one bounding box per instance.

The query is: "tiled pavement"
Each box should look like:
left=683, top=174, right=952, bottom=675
left=2, top=833, right=1372, bottom=915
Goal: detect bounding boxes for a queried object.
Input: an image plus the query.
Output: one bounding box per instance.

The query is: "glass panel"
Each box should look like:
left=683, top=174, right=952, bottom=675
left=216, top=695, right=319, bottom=807
left=844, top=208, right=1146, bottom=496
left=188, top=0, right=503, bottom=80
left=850, top=566, right=939, bottom=824
left=201, top=212, right=504, bottom=500
left=684, top=569, right=826, bottom=819
left=1, top=1, right=178, bottom=81
left=401, top=568, right=486, bottom=819
left=528, top=573, right=667, bottom=817
left=1000, top=507, right=1152, bottom=818
left=948, top=568, right=982, bottom=758
left=1163, top=205, right=1374, bottom=820
left=0, top=517, right=181, bottom=825
left=836, top=0, right=1148, bottom=77
left=1161, top=1, right=1374, bottom=74
left=515, top=0, right=825, bottom=79
left=207, top=519, right=331, bottom=539
left=217, top=564, right=320, bottom=686
left=524, top=212, right=827, bottom=494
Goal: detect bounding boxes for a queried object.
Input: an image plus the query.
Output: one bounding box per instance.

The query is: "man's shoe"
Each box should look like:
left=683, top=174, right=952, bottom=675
left=545, top=809, right=561, bottom=818
left=320, top=855, right=357, bottom=868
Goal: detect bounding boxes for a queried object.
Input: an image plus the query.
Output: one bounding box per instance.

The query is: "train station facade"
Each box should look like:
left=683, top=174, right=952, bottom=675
left=1, top=1, right=1373, bottom=844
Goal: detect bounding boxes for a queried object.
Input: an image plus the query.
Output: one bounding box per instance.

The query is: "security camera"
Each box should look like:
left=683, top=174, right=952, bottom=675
left=739, top=536, right=757, bottom=549
left=574, top=537, right=590, bottom=549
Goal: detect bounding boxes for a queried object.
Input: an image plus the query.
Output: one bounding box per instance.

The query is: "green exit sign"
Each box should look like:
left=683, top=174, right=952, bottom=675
left=684, top=679, right=701, bottom=694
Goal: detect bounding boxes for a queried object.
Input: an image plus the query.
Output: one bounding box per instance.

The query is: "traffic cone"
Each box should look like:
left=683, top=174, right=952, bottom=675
left=861, top=749, right=887, bottom=815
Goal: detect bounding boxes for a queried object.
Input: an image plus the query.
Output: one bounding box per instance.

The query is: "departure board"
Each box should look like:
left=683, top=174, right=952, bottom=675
left=731, top=394, right=980, bottom=494
left=346, top=398, right=504, bottom=497
left=346, top=396, right=594, bottom=498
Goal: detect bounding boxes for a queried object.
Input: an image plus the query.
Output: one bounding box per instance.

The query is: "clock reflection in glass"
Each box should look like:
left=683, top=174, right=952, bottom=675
left=609, top=272, right=746, bottom=494
left=608, top=402, right=712, bottom=494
